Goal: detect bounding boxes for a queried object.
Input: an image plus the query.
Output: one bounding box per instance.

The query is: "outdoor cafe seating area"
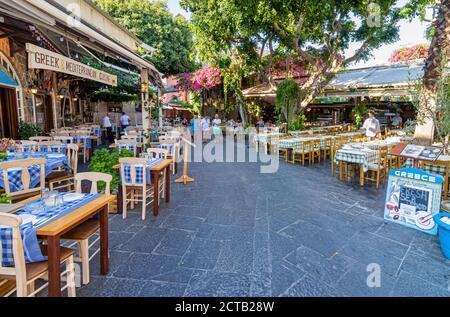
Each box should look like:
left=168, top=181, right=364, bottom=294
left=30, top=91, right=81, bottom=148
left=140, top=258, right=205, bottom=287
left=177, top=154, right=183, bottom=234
left=0, top=123, right=182, bottom=297
left=252, top=124, right=449, bottom=198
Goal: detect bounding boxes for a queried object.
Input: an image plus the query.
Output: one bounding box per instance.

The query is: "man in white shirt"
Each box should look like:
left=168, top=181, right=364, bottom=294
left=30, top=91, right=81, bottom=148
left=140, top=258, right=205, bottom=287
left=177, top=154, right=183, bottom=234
left=362, top=110, right=381, bottom=140
left=103, top=112, right=113, bottom=143
left=120, top=112, right=130, bottom=133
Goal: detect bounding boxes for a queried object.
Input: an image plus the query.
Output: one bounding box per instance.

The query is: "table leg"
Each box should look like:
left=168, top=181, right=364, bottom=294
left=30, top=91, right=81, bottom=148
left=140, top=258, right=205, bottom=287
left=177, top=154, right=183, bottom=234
left=47, top=235, right=61, bottom=297
left=99, top=205, right=109, bottom=275
left=117, top=185, right=123, bottom=214
left=153, top=172, right=160, bottom=216
left=339, top=161, right=343, bottom=181
left=360, top=164, right=365, bottom=187
left=165, top=166, right=170, bottom=203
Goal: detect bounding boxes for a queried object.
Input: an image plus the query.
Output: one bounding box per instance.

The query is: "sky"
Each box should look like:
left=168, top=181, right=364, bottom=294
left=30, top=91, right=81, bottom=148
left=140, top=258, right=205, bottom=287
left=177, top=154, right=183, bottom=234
left=166, top=0, right=430, bottom=69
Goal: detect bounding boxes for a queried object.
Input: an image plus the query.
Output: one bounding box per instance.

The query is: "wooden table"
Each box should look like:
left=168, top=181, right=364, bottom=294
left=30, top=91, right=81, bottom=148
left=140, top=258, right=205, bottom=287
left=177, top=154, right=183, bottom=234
left=23, top=194, right=115, bottom=297
left=114, top=159, right=172, bottom=216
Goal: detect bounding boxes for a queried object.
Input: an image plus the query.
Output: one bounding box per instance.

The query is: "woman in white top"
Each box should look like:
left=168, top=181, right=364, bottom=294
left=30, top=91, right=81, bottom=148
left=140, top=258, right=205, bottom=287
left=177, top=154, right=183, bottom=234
left=201, top=116, right=210, bottom=142
left=212, top=114, right=222, bottom=141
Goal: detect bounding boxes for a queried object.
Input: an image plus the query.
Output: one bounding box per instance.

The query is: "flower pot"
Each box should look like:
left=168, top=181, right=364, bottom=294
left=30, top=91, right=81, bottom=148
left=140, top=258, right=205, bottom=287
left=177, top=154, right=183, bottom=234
left=433, top=213, right=450, bottom=260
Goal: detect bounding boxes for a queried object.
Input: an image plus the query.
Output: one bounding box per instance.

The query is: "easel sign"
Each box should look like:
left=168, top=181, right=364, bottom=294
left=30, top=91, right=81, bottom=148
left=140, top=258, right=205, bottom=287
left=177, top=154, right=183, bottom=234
left=384, top=168, right=443, bottom=235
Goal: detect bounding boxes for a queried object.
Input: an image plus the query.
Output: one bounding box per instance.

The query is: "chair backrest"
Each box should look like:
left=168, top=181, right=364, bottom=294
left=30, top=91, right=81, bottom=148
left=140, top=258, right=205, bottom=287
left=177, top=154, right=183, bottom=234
left=16, top=141, right=37, bottom=152
left=378, top=146, right=388, bottom=168
left=0, top=158, right=46, bottom=197
left=37, top=141, right=64, bottom=153
left=146, top=148, right=168, bottom=159
left=53, top=136, right=74, bottom=144
left=121, top=135, right=139, bottom=142
left=74, top=172, right=112, bottom=194
left=119, top=157, right=147, bottom=186
left=0, top=213, right=27, bottom=295
left=66, top=144, right=79, bottom=174
left=29, top=136, right=51, bottom=142
left=117, top=140, right=138, bottom=156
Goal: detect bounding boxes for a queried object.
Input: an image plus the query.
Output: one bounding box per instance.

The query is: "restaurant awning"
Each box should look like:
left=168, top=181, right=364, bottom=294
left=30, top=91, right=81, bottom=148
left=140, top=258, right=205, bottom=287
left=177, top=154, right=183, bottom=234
left=0, top=69, right=18, bottom=88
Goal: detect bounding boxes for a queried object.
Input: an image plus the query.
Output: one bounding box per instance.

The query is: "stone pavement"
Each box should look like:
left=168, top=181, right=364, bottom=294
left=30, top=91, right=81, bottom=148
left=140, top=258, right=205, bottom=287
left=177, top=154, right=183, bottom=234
left=78, top=142, right=450, bottom=297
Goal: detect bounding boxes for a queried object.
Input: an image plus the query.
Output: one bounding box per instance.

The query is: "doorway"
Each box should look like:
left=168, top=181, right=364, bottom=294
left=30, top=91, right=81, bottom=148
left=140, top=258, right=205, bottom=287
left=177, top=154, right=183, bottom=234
left=34, top=94, right=54, bottom=132
left=0, top=86, right=19, bottom=139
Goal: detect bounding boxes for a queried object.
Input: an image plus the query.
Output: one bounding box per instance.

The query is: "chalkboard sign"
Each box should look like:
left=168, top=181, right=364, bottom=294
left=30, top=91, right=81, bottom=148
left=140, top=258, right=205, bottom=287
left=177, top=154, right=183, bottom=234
left=384, top=168, right=443, bottom=235
left=399, top=185, right=431, bottom=213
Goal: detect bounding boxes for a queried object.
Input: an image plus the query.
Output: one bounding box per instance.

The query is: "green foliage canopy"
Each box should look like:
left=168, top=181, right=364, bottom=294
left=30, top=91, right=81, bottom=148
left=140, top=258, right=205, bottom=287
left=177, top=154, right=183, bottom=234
left=94, top=0, right=197, bottom=75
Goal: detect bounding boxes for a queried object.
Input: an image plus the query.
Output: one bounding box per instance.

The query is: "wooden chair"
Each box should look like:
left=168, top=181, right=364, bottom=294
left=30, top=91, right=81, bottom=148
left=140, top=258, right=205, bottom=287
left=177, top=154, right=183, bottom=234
left=119, top=157, right=157, bottom=220
left=37, top=141, right=64, bottom=153
left=331, top=137, right=347, bottom=177
left=0, top=213, right=76, bottom=297
left=29, top=136, right=51, bottom=143
left=322, top=136, right=333, bottom=160
left=16, top=140, right=37, bottom=152
left=60, top=172, right=112, bottom=285
left=0, top=158, right=46, bottom=201
left=72, top=134, right=89, bottom=163
left=46, top=144, right=78, bottom=192
left=365, top=146, right=388, bottom=189
left=53, top=136, right=74, bottom=144
left=117, top=140, right=138, bottom=157
left=146, top=148, right=169, bottom=159
left=158, top=139, right=180, bottom=175
left=292, top=140, right=313, bottom=165
left=421, top=160, right=450, bottom=199
left=311, top=138, right=321, bottom=164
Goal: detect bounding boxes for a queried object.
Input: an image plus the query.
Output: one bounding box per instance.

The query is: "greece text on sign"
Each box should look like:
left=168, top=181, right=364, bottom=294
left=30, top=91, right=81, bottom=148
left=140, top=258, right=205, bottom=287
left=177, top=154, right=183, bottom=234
left=26, top=43, right=117, bottom=86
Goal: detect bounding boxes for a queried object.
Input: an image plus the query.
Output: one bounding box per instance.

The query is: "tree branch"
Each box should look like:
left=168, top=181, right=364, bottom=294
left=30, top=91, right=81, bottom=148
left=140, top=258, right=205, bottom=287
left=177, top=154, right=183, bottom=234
left=343, top=39, right=371, bottom=65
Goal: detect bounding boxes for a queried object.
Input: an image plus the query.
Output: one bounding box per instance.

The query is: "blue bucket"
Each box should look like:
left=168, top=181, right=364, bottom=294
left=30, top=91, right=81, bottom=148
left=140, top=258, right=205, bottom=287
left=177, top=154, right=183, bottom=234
left=433, top=213, right=450, bottom=259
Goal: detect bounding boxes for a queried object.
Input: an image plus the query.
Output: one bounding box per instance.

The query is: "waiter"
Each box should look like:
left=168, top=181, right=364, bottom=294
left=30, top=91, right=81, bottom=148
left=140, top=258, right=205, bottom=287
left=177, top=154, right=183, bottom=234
left=103, top=112, right=113, bottom=143
left=362, top=110, right=381, bottom=140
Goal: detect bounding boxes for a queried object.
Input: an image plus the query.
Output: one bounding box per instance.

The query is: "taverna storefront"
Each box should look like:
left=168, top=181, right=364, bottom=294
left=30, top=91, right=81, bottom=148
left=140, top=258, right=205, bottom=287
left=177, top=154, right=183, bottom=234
left=0, top=0, right=163, bottom=138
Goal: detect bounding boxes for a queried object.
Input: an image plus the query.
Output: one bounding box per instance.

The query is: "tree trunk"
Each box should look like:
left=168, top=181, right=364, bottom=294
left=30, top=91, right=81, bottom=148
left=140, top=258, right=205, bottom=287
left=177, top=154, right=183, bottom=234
left=414, top=1, right=450, bottom=145
left=237, top=94, right=247, bottom=126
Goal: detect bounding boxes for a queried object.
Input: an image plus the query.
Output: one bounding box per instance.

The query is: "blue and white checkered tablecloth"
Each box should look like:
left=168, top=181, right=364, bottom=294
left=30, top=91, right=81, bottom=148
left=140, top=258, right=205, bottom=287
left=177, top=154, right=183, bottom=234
left=0, top=193, right=99, bottom=266
left=0, top=152, right=69, bottom=192
left=334, top=148, right=379, bottom=172
left=122, top=158, right=163, bottom=185
left=94, top=127, right=102, bottom=137
left=72, top=135, right=92, bottom=149
left=279, top=136, right=335, bottom=151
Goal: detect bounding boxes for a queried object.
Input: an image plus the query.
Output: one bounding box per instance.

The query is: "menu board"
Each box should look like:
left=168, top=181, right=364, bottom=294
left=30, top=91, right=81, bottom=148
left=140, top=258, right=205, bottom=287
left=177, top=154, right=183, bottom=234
left=400, top=144, right=443, bottom=161
left=384, top=168, right=443, bottom=235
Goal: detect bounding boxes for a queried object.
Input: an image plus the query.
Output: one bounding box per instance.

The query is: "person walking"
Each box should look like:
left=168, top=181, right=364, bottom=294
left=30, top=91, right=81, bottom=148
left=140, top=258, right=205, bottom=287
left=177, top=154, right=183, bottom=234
left=201, top=115, right=210, bottom=142
left=212, top=114, right=222, bottom=142
left=362, top=110, right=381, bottom=140
left=103, top=112, right=113, bottom=143
left=120, top=111, right=130, bottom=134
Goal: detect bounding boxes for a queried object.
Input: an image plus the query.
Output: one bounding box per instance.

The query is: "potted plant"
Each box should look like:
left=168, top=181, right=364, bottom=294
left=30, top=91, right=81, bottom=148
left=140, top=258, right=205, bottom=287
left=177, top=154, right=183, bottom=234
left=0, top=139, right=18, bottom=161
left=0, top=193, right=11, bottom=204
left=89, top=148, right=134, bottom=213
left=18, top=121, right=44, bottom=140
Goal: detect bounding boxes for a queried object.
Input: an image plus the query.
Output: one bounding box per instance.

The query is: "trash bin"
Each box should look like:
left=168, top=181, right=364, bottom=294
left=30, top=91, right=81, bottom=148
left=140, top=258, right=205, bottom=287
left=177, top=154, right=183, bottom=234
left=433, top=213, right=450, bottom=259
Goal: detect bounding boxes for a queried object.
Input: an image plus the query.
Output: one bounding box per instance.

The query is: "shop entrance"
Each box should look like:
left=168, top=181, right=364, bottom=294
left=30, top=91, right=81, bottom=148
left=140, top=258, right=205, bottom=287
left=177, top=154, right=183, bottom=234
left=0, top=86, right=19, bottom=139
left=34, top=94, right=54, bottom=132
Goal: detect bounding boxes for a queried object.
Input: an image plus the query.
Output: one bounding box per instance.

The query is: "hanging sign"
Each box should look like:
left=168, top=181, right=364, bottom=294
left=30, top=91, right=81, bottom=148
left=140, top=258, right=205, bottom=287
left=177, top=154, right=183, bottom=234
left=384, top=168, right=443, bottom=235
left=26, top=43, right=117, bottom=86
